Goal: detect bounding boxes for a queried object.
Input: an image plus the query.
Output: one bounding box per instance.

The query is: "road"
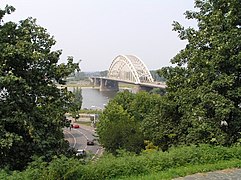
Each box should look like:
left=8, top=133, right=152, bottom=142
left=64, top=125, right=102, bottom=158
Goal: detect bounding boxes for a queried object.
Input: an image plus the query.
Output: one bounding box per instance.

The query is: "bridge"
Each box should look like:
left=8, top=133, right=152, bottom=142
left=91, top=55, right=166, bottom=92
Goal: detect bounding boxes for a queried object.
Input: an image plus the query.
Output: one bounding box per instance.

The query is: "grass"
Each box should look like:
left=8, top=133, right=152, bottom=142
left=2, top=144, right=241, bottom=180
left=119, top=159, right=241, bottom=180
left=76, top=121, right=92, bottom=126
left=75, top=145, right=241, bottom=180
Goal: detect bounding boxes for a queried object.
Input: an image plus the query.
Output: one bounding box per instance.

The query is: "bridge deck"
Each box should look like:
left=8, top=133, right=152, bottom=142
left=91, top=77, right=166, bottom=89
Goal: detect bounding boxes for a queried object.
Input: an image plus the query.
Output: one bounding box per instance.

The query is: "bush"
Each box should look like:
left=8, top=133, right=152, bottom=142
left=2, top=144, right=241, bottom=179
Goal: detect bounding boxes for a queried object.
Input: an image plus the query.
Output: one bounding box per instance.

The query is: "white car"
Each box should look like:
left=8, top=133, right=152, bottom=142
left=76, top=149, right=86, bottom=156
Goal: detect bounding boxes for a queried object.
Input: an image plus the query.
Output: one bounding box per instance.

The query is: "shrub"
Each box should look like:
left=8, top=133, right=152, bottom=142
left=2, top=144, right=241, bottom=180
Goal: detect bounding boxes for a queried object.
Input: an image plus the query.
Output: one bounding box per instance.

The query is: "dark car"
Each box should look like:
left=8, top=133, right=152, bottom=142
left=87, top=139, right=94, bottom=145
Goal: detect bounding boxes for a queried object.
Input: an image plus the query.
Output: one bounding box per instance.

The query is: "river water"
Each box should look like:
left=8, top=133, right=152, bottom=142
left=81, top=88, right=117, bottom=109
left=68, top=87, right=117, bottom=109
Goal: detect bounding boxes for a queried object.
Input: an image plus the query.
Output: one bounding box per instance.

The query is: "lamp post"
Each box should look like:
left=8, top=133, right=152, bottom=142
left=76, top=59, right=82, bottom=75
left=90, top=105, right=106, bottom=127
left=78, top=59, right=82, bottom=69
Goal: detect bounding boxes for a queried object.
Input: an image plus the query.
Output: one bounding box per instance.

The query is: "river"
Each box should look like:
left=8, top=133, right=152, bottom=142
left=81, top=88, right=117, bottom=109
left=68, top=87, right=117, bottom=109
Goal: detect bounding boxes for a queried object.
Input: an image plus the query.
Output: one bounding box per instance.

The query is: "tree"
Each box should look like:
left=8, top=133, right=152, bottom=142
left=0, top=6, right=79, bottom=170
left=111, top=91, right=162, bottom=121
left=150, top=70, right=166, bottom=82
left=69, top=87, right=82, bottom=120
left=97, top=101, right=144, bottom=154
left=110, top=90, right=135, bottom=114
left=97, top=91, right=166, bottom=153
left=158, top=0, right=241, bottom=148
left=128, top=91, right=162, bottom=121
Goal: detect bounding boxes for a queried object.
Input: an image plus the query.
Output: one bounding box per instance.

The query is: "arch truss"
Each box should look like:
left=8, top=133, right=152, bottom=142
left=108, top=55, right=154, bottom=83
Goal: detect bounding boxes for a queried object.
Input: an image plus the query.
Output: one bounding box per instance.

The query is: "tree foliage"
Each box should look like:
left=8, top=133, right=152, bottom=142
left=97, top=100, right=144, bottom=154
left=69, top=87, right=82, bottom=119
left=0, top=6, right=79, bottom=170
left=157, top=0, right=241, bottom=148
left=97, top=90, right=164, bottom=153
left=93, top=0, right=241, bottom=153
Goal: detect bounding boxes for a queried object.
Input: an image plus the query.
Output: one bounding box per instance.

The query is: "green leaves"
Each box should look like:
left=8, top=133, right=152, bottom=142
left=97, top=90, right=170, bottom=153
left=0, top=6, right=79, bottom=170
left=0, top=5, right=15, bottom=23
left=157, top=0, right=241, bottom=147
left=97, top=92, right=153, bottom=154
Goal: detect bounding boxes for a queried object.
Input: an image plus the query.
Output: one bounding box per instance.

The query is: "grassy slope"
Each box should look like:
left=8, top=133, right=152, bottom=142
left=119, top=159, right=241, bottom=180
left=2, top=144, right=241, bottom=179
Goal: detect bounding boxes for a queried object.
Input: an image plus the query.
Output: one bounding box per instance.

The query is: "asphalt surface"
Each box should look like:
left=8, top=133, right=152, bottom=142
left=64, top=124, right=103, bottom=158
left=174, top=168, right=241, bottom=180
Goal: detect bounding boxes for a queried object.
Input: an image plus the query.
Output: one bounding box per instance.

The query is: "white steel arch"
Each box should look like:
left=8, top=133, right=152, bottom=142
left=108, top=55, right=154, bottom=83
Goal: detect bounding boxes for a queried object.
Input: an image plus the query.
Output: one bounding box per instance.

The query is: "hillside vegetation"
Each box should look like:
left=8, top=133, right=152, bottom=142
left=1, top=145, right=241, bottom=179
left=0, top=0, right=241, bottom=179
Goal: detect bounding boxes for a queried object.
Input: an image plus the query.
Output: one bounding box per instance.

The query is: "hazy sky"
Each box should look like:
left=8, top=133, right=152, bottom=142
left=1, top=0, right=196, bottom=71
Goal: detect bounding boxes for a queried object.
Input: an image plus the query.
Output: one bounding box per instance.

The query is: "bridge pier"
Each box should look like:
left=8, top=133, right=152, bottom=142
left=91, top=77, right=101, bottom=87
left=100, top=79, right=119, bottom=91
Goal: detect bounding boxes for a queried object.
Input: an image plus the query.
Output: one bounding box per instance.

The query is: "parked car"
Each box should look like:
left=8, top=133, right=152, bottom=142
left=87, top=139, right=94, bottom=145
left=73, top=124, right=80, bottom=128
left=76, top=149, right=86, bottom=157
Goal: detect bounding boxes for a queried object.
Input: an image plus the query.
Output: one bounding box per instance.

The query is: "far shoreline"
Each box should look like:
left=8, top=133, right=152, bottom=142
left=57, top=85, right=99, bottom=89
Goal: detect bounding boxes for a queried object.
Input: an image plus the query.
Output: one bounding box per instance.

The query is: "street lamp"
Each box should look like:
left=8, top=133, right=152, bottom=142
left=90, top=105, right=104, bottom=127
left=77, top=59, right=82, bottom=72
